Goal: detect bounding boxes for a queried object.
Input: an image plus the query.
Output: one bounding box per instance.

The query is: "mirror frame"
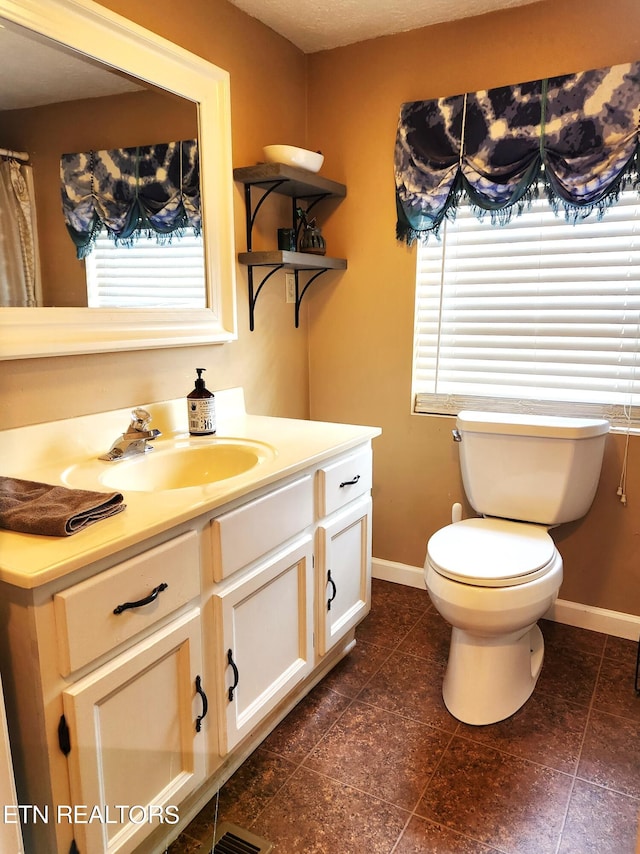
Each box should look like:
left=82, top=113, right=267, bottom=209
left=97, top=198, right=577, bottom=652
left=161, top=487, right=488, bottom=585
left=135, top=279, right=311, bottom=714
left=0, top=0, right=237, bottom=359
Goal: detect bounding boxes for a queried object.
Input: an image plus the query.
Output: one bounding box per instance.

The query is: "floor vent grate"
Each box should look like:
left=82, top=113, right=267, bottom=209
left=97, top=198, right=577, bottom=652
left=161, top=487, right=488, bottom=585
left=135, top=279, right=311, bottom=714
left=195, top=821, right=273, bottom=854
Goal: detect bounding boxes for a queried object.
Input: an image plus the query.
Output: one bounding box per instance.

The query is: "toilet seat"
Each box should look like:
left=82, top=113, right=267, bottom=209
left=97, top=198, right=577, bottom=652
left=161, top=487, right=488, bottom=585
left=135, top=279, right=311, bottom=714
left=427, top=517, right=557, bottom=588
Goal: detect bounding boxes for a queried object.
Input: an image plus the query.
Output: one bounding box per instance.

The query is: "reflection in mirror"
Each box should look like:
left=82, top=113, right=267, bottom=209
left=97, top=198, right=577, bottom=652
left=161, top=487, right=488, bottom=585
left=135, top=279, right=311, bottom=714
left=84, top=228, right=205, bottom=309
left=0, top=21, right=204, bottom=309
left=0, top=151, right=40, bottom=306
left=0, top=0, right=236, bottom=358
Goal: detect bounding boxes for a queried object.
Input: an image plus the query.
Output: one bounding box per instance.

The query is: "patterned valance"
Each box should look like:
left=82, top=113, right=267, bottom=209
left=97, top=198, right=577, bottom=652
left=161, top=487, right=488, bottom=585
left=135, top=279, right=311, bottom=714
left=61, top=139, right=200, bottom=259
left=395, top=61, right=640, bottom=245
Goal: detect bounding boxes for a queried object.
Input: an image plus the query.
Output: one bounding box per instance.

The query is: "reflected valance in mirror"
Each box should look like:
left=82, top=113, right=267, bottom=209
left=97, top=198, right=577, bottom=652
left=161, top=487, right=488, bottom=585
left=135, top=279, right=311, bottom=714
left=61, top=140, right=201, bottom=258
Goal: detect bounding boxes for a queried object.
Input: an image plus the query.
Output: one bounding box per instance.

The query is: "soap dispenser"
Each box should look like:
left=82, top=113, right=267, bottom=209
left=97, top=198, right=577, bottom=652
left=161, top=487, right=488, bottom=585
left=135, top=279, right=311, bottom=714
left=187, top=368, right=216, bottom=435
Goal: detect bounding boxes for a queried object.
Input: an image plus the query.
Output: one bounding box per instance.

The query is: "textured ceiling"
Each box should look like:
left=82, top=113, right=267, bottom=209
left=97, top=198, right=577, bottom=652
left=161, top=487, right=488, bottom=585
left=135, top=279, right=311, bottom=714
left=0, top=24, right=143, bottom=110
left=226, top=0, right=544, bottom=53
left=1, top=1, right=544, bottom=109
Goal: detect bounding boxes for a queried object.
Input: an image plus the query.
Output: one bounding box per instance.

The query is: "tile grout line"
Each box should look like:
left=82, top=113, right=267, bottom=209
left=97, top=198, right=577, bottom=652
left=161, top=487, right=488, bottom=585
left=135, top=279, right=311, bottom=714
left=238, top=600, right=430, bottom=838
left=365, top=589, right=513, bottom=852
left=552, top=632, right=608, bottom=854
left=452, top=728, right=581, bottom=780
left=244, top=746, right=311, bottom=829
left=250, top=604, right=446, bottom=853
left=394, top=725, right=513, bottom=854
left=244, top=683, right=367, bottom=829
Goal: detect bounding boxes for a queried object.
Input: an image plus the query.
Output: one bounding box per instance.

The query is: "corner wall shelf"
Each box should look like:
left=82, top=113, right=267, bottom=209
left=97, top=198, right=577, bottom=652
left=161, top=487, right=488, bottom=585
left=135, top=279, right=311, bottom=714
left=233, top=163, right=347, bottom=329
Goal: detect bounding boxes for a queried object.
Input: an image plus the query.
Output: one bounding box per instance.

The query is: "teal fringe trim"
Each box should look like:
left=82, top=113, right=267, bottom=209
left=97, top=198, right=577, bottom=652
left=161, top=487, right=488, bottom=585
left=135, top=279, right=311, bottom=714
left=396, top=147, right=640, bottom=245
left=74, top=224, right=102, bottom=261
left=468, top=181, right=541, bottom=227
left=396, top=175, right=464, bottom=246
left=74, top=215, right=202, bottom=260
left=545, top=151, right=640, bottom=223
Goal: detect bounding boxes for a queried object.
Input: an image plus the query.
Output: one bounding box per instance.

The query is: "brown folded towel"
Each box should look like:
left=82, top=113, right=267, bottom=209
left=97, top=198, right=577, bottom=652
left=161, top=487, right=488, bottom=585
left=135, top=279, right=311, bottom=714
left=0, top=476, right=125, bottom=537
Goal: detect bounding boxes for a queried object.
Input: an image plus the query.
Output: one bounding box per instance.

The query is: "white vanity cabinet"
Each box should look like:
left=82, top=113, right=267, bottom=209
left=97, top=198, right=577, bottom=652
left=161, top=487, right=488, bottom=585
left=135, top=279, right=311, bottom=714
left=57, top=533, right=207, bottom=854
left=205, top=443, right=374, bottom=761
left=209, top=474, right=315, bottom=753
left=0, top=432, right=377, bottom=854
left=61, top=608, right=206, bottom=854
left=0, top=676, right=24, bottom=854
left=212, top=535, right=314, bottom=753
left=315, top=446, right=373, bottom=656
left=316, top=496, right=372, bottom=657
left=53, top=531, right=202, bottom=676
left=207, top=448, right=373, bottom=757
left=0, top=528, right=208, bottom=854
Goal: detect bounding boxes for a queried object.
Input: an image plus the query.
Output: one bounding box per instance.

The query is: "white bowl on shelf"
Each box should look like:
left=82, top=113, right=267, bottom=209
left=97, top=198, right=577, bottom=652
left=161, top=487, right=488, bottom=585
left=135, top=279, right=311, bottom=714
left=263, top=145, right=324, bottom=173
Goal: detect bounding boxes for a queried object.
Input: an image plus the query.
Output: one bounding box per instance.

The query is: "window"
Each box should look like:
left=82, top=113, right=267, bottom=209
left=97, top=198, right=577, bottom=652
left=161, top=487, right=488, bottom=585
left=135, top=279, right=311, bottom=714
left=85, top=228, right=206, bottom=309
left=412, top=189, right=640, bottom=427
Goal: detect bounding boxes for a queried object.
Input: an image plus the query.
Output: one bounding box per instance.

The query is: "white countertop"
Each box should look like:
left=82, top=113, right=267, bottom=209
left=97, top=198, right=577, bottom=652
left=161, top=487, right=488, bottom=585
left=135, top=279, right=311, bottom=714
left=0, top=389, right=380, bottom=589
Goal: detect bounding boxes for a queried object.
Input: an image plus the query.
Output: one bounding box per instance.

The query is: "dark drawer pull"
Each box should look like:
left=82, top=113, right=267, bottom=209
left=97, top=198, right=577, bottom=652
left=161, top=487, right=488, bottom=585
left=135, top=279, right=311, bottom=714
left=195, top=675, right=208, bottom=732
left=327, top=570, right=337, bottom=611
left=339, top=474, right=361, bottom=488
left=227, top=649, right=240, bottom=702
left=113, top=582, right=168, bottom=615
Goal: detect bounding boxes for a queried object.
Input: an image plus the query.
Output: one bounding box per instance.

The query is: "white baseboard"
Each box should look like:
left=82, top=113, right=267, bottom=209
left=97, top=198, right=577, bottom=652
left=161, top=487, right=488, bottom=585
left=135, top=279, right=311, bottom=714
left=543, top=599, right=640, bottom=641
left=372, top=557, right=640, bottom=641
left=372, top=557, right=426, bottom=589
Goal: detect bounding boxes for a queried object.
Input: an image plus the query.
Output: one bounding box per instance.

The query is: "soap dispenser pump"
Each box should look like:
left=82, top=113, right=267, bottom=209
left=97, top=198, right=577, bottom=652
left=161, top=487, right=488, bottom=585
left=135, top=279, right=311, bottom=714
left=187, top=368, right=216, bottom=435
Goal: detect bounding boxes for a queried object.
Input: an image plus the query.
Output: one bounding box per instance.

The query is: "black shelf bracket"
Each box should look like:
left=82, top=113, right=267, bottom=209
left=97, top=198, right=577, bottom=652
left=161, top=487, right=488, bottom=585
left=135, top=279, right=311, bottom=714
left=294, top=268, right=330, bottom=328
left=234, top=164, right=347, bottom=330
left=242, top=180, right=333, bottom=250
left=243, top=181, right=287, bottom=250
left=248, top=264, right=283, bottom=331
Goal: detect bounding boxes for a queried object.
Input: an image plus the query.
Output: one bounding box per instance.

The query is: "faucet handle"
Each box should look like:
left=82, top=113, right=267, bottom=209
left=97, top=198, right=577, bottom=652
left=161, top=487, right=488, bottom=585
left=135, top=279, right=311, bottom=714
left=130, top=408, right=152, bottom=432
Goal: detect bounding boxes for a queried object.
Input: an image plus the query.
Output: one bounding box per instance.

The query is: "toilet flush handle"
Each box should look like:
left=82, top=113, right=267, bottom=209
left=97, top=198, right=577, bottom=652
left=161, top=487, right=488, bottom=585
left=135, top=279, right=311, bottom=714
left=452, top=429, right=461, bottom=442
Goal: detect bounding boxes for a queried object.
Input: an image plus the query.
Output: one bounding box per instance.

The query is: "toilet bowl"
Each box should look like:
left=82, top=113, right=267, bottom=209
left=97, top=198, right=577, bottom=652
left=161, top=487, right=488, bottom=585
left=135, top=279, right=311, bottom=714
left=425, top=517, right=563, bottom=725
left=424, top=410, right=609, bottom=727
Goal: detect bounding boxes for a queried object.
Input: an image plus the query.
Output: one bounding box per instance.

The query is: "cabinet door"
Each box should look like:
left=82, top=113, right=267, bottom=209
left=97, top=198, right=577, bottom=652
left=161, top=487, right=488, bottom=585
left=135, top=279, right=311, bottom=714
left=0, top=677, right=23, bottom=853
left=214, top=535, right=313, bottom=754
left=316, top=495, right=372, bottom=657
left=62, top=609, right=206, bottom=854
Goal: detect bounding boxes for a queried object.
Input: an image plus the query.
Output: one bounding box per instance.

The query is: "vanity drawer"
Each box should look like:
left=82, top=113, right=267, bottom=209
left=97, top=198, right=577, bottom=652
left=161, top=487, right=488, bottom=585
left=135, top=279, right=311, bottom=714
left=211, top=475, right=314, bottom=580
left=54, top=530, right=200, bottom=675
left=317, top=445, right=372, bottom=517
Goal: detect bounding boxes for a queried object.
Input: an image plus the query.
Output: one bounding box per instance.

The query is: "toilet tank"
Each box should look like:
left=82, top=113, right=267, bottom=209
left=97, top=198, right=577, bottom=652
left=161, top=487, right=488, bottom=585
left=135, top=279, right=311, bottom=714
left=456, top=411, right=609, bottom=525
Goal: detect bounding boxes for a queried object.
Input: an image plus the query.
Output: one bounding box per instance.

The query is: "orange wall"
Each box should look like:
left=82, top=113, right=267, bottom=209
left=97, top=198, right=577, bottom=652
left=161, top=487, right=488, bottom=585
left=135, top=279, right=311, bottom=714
left=0, top=0, right=311, bottom=426
left=306, top=0, right=640, bottom=615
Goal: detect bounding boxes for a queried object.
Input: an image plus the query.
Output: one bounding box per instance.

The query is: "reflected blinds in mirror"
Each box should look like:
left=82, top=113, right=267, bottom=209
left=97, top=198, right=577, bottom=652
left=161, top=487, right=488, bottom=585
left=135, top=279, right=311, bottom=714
left=85, top=228, right=205, bottom=309
left=60, top=139, right=200, bottom=259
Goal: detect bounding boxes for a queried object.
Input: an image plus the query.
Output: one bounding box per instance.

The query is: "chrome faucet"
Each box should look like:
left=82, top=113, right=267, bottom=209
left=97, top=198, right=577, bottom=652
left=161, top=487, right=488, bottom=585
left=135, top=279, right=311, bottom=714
left=99, top=408, right=162, bottom=461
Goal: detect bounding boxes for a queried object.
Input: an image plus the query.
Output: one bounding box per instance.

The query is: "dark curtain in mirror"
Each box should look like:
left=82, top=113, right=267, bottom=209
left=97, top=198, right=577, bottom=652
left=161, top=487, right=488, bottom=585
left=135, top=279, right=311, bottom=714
left=60, top=139, right=200, bottom=259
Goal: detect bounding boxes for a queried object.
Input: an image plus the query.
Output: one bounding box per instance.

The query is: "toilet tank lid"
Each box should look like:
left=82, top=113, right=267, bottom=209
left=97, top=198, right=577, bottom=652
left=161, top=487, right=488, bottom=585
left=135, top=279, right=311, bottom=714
left=456, top=410, right=610, bottom=439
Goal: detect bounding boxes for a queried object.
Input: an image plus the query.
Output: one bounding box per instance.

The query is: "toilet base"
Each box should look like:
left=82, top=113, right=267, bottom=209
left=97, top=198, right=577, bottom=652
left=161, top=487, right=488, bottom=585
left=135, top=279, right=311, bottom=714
left=442, top=623, right=544, bottom=726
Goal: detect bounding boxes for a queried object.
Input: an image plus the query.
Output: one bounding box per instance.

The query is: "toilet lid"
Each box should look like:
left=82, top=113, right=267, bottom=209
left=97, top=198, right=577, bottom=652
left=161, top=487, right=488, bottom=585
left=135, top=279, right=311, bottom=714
left=427, top=517, right=557, bottom=588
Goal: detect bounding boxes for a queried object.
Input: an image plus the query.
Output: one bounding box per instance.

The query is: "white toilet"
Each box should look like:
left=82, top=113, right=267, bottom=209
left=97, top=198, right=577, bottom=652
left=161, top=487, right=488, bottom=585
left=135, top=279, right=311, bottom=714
left=425, top=410, right=609, bottom=726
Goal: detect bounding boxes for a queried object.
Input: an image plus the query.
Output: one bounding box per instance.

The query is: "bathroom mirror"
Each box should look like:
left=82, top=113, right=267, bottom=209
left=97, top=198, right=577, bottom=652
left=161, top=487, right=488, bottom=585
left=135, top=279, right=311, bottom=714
left=1, top=23, right=203, bottom=311
left=0, top=0, right=237, bottom=359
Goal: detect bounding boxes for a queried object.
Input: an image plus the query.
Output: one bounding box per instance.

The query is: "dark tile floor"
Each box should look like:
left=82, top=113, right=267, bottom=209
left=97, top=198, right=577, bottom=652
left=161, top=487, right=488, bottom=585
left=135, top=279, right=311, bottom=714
left=168, top=579, right=640, bottom=854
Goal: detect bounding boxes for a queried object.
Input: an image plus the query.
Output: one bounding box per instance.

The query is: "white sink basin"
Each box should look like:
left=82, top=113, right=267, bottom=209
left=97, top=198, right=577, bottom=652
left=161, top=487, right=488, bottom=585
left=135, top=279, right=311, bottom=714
left=62, top=438, right=276, bottom=492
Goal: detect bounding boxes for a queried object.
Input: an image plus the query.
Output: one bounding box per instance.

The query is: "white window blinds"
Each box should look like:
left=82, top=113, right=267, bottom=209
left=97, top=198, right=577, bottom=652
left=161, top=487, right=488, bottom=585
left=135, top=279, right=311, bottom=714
left=413, top=190, right=640, bottom=426
left=85, top=228, right=206, bottom=309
